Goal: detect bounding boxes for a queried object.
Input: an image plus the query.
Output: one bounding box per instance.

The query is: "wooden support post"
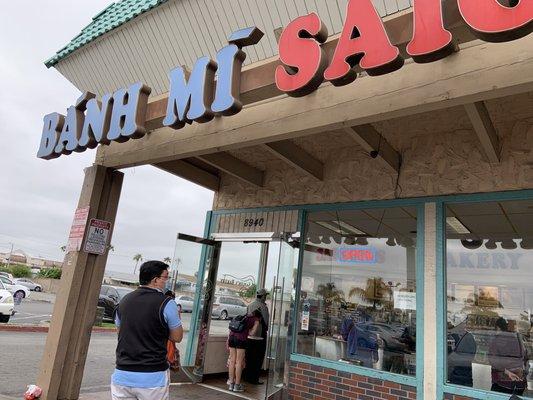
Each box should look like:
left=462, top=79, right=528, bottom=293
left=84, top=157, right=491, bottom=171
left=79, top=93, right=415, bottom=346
left=154, top=160, right=220, bottom=191
left=464, top=101, right=501, bottom=163
left=197, top=152, right=264, bottom=187
left=344, top=125, right=401, bottom=174
left=263, top=140, right=324, bottom=180
left=37, top=165, right=124, bottom=400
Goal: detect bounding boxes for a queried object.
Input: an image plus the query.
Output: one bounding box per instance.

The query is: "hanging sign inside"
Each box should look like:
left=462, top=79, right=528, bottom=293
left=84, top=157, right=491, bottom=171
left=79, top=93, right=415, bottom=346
left=38, top=0, right=533, bottom=160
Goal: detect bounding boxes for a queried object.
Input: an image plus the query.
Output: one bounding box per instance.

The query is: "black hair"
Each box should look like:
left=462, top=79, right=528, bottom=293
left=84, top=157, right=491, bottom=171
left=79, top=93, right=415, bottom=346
left=495, top=317, right=508, bottom=331
left=139, top=260, right=169, bottom=285
left=251, top=309, right=262, bottom=318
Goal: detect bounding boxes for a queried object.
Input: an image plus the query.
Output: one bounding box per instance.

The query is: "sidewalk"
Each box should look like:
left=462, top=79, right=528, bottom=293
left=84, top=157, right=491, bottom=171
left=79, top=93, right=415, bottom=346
left=81, top=384, right=240, bottom=400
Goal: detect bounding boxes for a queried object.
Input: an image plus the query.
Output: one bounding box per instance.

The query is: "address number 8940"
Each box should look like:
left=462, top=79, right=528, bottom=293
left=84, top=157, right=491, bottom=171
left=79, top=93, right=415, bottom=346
left=243, top=218, right=265, bottom=227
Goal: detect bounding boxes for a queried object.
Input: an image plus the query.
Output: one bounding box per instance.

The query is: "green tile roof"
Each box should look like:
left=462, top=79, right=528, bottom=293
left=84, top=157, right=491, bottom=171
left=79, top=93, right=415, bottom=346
left=45, top=0, right=169, bottom=68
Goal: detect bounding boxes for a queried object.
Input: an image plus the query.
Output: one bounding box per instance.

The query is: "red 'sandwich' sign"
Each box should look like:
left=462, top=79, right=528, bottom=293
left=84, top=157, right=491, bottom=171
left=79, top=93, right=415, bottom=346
left=275, top=0, right=533, bottom=97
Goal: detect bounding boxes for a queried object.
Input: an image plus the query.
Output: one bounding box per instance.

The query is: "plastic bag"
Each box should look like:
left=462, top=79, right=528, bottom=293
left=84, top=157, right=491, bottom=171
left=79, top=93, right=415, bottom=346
left=167, top=341, right=180, bottom=371
left=24, top=385, right=42, bottom=400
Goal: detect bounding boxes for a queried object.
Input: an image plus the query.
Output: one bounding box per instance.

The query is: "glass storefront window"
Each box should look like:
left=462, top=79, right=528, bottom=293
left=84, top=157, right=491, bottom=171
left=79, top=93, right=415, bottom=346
left=446, top=200, right=533, bottom=397
left=296, top=207, right=418, bottom=376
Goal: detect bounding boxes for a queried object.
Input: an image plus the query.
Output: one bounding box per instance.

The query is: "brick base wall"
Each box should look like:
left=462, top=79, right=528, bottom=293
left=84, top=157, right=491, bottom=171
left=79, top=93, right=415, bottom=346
left=443, top=395, right=474, bottom=400
left=288, top=361, right=416, bottom=400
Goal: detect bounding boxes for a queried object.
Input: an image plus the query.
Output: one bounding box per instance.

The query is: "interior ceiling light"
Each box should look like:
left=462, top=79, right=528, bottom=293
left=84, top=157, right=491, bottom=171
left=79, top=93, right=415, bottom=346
left=314, top=221, right=367, bottom=236
left=446, top=217, right=471, bottom=234
left=520, top=238, right=533, bottom=249
left=335, top=221, right=366, bottom=236
left=485, top=239, right=497, bottom=250
left=386, top=237, right=396, bottom=246
left=501, top=239, right=517, bottom=250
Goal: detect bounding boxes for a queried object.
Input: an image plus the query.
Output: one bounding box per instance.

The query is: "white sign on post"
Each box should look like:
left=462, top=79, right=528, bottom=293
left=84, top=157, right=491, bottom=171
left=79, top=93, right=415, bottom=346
left=66, top=207, right=90, bottom=252
left=84, top=219, right=111, bottom=255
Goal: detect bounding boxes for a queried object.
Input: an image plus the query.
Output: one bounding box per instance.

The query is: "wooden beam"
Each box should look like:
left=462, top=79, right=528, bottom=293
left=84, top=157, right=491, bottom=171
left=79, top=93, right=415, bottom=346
left=142, top=5, right=472, bottom=131
left=96, top=35, right=533, bottom=169
left=344, top=125, right=401, bottom=173
left=154, top=160, right=220, bottom=191
left=263, top=140, right=324, bottom=180
left=464, top=101, right=501, bottom=163
left=37, top=166, right=124, bottom=400
left=197, top=152, right=264, bottom=187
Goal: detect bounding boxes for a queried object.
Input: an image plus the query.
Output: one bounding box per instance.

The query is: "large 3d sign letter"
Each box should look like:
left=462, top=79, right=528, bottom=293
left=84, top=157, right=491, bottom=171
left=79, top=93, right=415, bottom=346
left=212, top=27, right=264, bottom=115
left=37, top=113, right=64, bottom=159
left=78, top=91, right=113, bottom=148
left=324, top=0, right=403, bottom=86
left=458, top=0, right=533, bottom=42
left=407, top=0, right=456, bottom=63
left=163, top=58, right=217, bottom=129
left=54, top=104, right=84, bottom=155
left=107, top=82, right=151, bottom=143
left=275, top=14, right=328, bottom=97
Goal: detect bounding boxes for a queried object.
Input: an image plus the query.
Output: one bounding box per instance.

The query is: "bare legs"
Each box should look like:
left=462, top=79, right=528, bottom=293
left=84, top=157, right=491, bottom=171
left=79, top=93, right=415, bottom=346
left=228, top=347, right=246, bottom=385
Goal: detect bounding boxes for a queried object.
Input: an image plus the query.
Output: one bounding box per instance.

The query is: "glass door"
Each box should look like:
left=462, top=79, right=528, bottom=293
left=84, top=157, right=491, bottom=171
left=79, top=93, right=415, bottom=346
left=265, top=234, right=300, bottom=399
left=169, top=233, right=221, bottom=384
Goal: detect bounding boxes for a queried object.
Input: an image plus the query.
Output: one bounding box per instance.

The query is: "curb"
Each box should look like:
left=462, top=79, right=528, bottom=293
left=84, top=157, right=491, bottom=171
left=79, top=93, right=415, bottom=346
left=0, top=325, right=117, bottom=333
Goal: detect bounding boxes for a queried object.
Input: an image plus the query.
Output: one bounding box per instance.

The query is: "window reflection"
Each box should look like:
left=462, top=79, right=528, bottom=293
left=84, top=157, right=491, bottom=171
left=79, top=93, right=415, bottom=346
left=446, top=200, right=533, bottom=397
left=297, top=207, right=418, bottom=376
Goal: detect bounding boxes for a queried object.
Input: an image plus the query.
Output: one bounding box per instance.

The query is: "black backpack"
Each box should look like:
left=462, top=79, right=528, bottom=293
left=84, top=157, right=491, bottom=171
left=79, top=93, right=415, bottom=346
left=229, top=314, right=248, bottom=333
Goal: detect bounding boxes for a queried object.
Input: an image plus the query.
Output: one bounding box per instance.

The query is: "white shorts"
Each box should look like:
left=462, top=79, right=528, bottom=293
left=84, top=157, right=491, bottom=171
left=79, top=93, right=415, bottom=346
left=111, top=377, right=169, bottom=400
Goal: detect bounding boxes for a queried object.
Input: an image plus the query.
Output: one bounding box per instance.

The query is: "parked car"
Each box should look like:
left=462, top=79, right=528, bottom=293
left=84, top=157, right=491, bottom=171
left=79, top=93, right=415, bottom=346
left=211, top=295, right=247, bottom=320
left=175, top=295, right=194, bottom=313
left=355, top=322, right=408, bottom=353
left=98, top=285, right=134, bottom=321
left=0, top=280, right=15, bottom=323
left=14, top=278, right=43, bottom=292
left=0, top=276, right=30, bottom=300
left=0, top=271, right=14, bottom=281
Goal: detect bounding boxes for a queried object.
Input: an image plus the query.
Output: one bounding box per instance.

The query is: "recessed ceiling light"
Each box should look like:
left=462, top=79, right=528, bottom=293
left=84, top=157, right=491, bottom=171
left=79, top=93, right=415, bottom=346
left=446, top=217, right=470, bottom=234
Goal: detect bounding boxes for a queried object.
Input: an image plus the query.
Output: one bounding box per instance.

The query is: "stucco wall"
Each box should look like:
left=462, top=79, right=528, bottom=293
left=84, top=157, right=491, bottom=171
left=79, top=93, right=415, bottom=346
left=213, top=92, right=533, bottom=210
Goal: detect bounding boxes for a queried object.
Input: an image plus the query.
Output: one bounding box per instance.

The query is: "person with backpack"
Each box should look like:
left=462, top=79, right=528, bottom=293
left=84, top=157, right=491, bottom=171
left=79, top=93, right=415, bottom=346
left=227, top=309, right=261, bottom=392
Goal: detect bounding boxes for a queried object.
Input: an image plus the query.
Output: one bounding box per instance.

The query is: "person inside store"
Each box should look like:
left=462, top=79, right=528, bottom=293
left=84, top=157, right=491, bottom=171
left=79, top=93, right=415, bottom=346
left=244, top=288, right=270, bottom=384
left=227, top=309, right=261, bottom=392
left=488, top=317, right=528, bottom=395
left=111, top=261, right=183, bottom=400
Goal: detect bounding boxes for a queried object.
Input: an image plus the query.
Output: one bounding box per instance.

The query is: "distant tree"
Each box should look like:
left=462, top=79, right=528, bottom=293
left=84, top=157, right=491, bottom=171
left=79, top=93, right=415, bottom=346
left=163, top=257, right=171, bottom=264
left=10, top=264, right=32, bottom=278
left=60, top=245, right=66, bottom=252
left=240, top=284, right=257, bottom=300
left=133, top=254, right=143, bottom=274
left=38, top=268, right=62, bottom=279
left=349, top=278, right=395, bottom=309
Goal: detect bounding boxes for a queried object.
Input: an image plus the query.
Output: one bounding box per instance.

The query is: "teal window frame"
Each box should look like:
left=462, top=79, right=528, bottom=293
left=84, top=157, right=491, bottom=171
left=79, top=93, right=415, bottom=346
left=436, top=190, right=533, bottom=400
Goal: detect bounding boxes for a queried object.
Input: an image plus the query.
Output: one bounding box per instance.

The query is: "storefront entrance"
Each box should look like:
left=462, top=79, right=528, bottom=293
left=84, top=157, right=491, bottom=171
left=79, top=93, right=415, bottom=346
left=170, top=231, right=299, bottom=399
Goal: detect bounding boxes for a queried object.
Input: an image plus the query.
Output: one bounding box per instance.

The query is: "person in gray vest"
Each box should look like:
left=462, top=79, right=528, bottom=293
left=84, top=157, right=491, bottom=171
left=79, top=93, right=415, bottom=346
left=111, top=261, right=183, bottom=400
left=244, top=288, right=270, bottom=384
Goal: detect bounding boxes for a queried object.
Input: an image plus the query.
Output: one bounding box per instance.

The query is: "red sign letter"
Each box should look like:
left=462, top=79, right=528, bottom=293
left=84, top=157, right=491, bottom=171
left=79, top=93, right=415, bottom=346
left=275, top=13, right=328, bottom=97
left=458, top=0, right=533, bottom=42
left=324, top=0, right=403, bottom=86
left=407, top=0, right=456, bottom=63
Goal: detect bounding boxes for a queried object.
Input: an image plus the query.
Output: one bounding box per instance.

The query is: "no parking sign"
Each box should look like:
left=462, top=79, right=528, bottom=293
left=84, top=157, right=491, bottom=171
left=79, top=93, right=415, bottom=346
left=84, top=219, right=111, bottom=255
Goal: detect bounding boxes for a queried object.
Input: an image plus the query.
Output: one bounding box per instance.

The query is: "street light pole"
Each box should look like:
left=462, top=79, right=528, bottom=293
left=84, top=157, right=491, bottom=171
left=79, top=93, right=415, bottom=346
left=6, top=243, right=14, bottom=267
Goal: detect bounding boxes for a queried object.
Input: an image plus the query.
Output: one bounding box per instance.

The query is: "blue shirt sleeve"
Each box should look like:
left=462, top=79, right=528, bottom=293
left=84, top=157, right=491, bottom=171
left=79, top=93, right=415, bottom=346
left=163, top=300, right=182, bottom=330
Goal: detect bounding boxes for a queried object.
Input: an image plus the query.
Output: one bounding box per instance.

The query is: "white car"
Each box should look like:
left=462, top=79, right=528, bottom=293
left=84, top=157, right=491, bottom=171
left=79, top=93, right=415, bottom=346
left=0, top=276, right=30, bottom=300
left=0, top=280, right=15, bottom=323
left=14, top=278, right=43, bottom=292
left=175, top=295, right=194, bottom=313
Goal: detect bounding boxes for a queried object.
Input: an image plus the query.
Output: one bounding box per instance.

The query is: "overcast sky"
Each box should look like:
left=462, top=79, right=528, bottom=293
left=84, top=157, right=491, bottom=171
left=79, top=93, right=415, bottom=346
left=0, top=1, right=214, bottom=275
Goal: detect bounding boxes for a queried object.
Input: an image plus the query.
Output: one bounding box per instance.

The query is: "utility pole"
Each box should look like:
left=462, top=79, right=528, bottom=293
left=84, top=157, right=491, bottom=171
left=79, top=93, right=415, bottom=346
left=6, top=243, right=14, bottom=267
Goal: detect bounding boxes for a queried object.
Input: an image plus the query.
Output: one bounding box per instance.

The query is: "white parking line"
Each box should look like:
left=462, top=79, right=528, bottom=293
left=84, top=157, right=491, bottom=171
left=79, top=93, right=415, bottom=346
left=11, top=314, right=51, bottom=321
